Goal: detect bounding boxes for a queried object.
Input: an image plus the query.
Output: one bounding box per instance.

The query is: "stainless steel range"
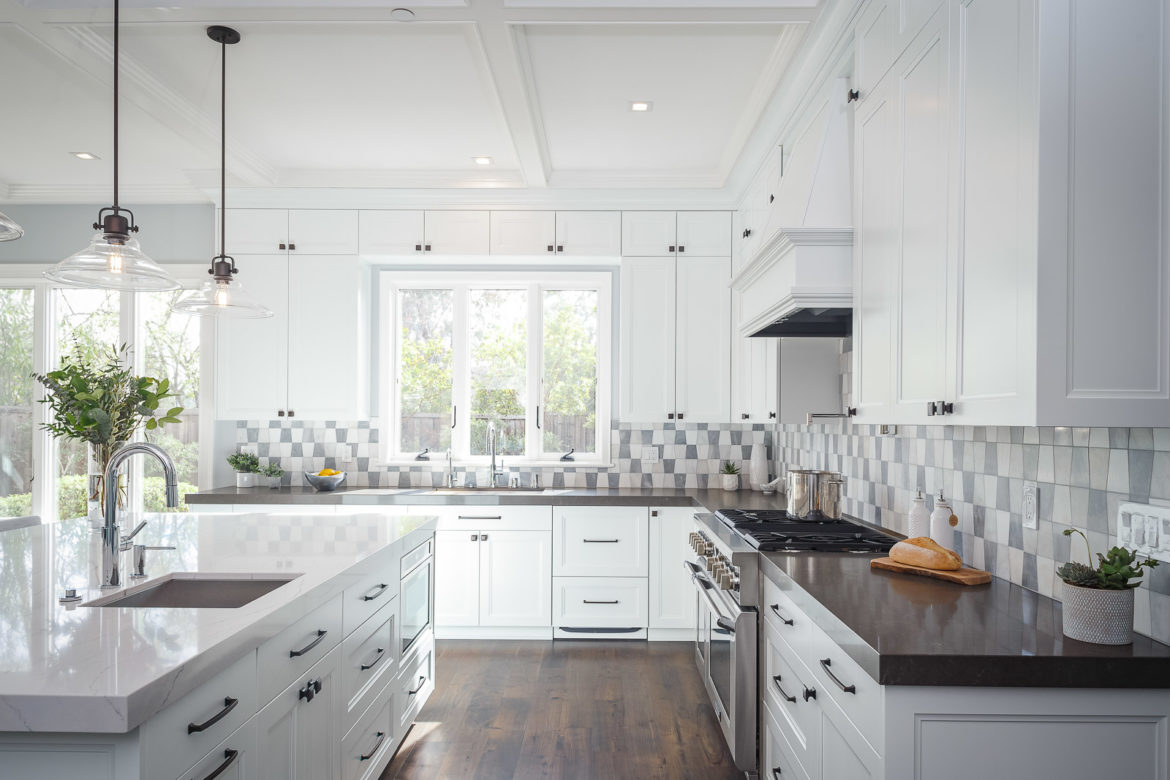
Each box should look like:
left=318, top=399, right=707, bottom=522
left=686, top=508, right=897, bottom=777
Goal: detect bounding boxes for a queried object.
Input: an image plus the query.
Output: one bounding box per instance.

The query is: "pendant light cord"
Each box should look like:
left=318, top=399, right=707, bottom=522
left=220, top=36, right=226, bottom=259
left=113, top=0, right=119, bottom=210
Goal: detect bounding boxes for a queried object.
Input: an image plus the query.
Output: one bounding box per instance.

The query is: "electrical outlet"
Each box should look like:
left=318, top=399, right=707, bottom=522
left=1118, top=503, right=1170, bottom=563
left=1022, top=481, right=1039, bottom=530
left=641, top=445, right=659, bottom=464
left=879, top=424, right=897, bottom=436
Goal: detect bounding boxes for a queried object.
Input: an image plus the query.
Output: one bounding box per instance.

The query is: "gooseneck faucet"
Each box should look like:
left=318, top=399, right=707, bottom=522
left=101, top=442, right=180, bottom=588
left=488, top=421, right=504, bottom=488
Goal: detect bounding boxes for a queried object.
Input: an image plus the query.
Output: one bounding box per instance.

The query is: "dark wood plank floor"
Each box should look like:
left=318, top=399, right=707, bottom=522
left=381, top=640, right=744, bottom=780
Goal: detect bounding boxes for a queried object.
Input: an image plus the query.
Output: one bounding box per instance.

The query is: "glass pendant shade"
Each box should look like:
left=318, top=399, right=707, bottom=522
left=0, top=211, right=23, bottom=242
left=172, top=276, right=272, bottom=319
left=44, top=230, right=179, bottom=291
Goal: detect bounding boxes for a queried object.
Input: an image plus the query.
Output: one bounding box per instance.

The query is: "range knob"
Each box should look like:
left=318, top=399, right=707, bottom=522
left=706, top=557, right=718, bottom=572
left=718, top=571, right=735, bottom=590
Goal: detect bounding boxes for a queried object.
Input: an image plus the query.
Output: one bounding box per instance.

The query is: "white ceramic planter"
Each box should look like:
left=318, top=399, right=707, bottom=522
left=721, top=474, right=739, bottom=492
left=266, top=476, right=282, bottom=489
left=235, top=472, right=256, bottom=488
left=1061, top=582, right=1134, bottom=645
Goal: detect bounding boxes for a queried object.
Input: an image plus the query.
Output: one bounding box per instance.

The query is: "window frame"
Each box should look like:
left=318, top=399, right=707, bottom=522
left=379, top=270, right=612, bottom=467
left=0, top=263, right=212, bottom=521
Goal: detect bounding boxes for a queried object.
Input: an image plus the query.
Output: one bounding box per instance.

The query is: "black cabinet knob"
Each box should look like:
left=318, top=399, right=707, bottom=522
left=287, top=410, right=295, bottom=418
left=277, top=410, right=285, bottom=417
left=677, top=245, right=685, bottom=252
left=667, top=413, right=675, bottom=420
left=547, top=245, right=554, bottom=252
left=769, top=412, right=777, bottom=419
left=668, top=245, right=675, bottom=252
left=279, top=243, right=286, bottom=250
left=556, top=245, right=564, bottom=253
left=288, top=243, right=296, bottom=251
left=415, top=244, right=423, bottom=252
left=741, top=413, right=749, bottom=420
left=424, top=244, right=432, bottom=252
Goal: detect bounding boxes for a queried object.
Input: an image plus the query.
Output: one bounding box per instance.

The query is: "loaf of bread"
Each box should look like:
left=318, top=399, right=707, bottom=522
left=889, top=537, right=962, bottom=571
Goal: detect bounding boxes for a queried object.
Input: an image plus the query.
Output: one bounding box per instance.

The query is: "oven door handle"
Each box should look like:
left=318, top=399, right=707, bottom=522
left=715, top=616, right=736, bottom=634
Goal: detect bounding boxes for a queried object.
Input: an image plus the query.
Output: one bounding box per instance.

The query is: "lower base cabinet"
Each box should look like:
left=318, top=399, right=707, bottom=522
left=182, top=720, right=259, bottom=780
left=257, top=645, right=343, bottom=780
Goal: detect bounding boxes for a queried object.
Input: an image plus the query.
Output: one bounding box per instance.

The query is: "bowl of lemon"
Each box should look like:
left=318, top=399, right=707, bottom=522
left=304, top=468, right=346, bottom=492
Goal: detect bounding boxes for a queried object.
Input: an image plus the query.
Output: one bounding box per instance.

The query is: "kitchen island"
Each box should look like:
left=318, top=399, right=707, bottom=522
left=0, top=510, right=436, bottom=780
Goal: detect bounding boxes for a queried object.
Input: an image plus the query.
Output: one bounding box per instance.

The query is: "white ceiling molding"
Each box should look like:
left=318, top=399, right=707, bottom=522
left=5, top=183, right=211, bottom=204
left=273, top=168, right=528, bottom=189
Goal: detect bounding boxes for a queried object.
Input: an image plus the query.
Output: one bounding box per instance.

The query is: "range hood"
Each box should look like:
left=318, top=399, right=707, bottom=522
left=731, top=81, right=853, bottom=338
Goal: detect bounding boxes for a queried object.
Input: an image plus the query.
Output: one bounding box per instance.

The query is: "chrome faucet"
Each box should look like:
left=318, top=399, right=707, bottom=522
left=488, top=422, right=505, bottom=487
left=445, top=448, right=456, bottom=488
left=101, top=442, right=179, bottom=589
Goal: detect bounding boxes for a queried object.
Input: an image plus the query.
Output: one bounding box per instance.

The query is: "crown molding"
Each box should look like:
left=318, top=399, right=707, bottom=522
left=2, top=184, right=210, bottom=204
left=732, top=226, right=853, bottom=289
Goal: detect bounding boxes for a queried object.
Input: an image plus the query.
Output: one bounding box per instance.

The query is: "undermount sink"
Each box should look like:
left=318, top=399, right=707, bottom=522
left=424, top=488, right=572, bottom=496
left=85, top=574, right=300, bottom=609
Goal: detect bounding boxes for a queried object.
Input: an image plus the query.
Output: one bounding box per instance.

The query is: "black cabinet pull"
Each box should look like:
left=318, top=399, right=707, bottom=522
left=741, top=413, right=749, bottom=419
left=770, top=193, right=775, bottom=203
left=769, top=411, right=777, bottom=419
left=289, top=629, right=327, bottom=658
left=277, top=410, right=285, bottom=417
left=803, top=686, right=816, bottom=702
left=408, top=675, right=427, bottom=695
left=582, top=538, right=619, bottom=543
left=769, top=604, right=794, bottom=626
left=471, top=534, right=479, bottom=541
left=451, top=404, right=457, bottom=429
left=668, top=245, right=675, bottom=252
left=298, top=677, right=323, bottom=702
left=415, top=243, right=423, bottom=252
left=198, top=748, right=240, bottom=780
left=424, top=244, right=432, bottom=252
left=481, top=533, right=489, bottom=541
left=361, top=583, right=389, bottom=602
left=360, top=647, right=386, bottom=671
left=820, top=658, right=856, bottom=694
left=927, top=401, right=937, bottom=416
left=743, top=228, right=752, bottom=238
left=187, top=696, right=238, bottom=734
left=667, top=412, right=674, bottom=420
left=772, top=674, right=796, bottom=703
left=547, top=245, right=554, bottom=252
left=287, top=243, right=295, bottom=250
left=772, top=768, right=782, bottom=779
left=678, top=245, right=685, bottom=252
left=459, top=515, right=501, bottom=520
left=715, top=616, right=736, bottom=634
left=556, top=245, right=564, bottom=252
left=360, top=731, right=387, bottom=761
left=287, top=409, right=295, bottom=418
left=584, top=599, right=619, bottom=604
left=677, top=413, right=684, bottom=420
left=278, top=243, right=286, bottom=250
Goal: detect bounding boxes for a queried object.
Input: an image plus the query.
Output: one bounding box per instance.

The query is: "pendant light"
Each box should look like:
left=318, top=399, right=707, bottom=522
left=0, top=211, right=23, bottom=242
left=172, top=26, right=271, bottom=319
left=44, top=0, right=178, bottom=291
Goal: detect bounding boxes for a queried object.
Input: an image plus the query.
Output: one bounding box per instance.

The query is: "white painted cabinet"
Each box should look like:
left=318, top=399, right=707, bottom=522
left=648, top=507, right=697, bottom=635
left=422, top=211, right=490, bottom=255
left=225, top=209, right=357, bottom=255
left=434, top=530, right=482, bottom=628
left=489, top=211, right=555, bottom=255
left=621, top=256, right=731, bottom=423
left=358, top=210, right=423, bottom=255
left=622, top=211, right=731, bottom=257
left=227, top=209, right=292, bottom=255
left=479, top=530, right=553, bottom=627
left=555, top=211, right=621, bottom=256
left=553, top=506, right=648, bottom=578
left=357, top=210, right=489, bottom=255
left=256, top=646, right=342, bottom=780
left=216, top=254, right=365, bottom=421
left=486, top=211, right=621, bottom=257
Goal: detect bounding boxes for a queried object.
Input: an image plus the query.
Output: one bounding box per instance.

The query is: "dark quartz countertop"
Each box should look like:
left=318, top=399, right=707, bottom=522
left=187, top=485, right=787, bottom=512
left=760, top=551, right=1170, bottom=688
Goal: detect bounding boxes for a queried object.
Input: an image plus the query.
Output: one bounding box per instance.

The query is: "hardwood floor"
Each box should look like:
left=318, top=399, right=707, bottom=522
left=381, top=640, right=744, bottom=780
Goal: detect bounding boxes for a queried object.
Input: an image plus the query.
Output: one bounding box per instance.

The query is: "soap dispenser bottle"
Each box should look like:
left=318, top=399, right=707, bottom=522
left=908, top=489, right=930, bottom=538
left=929, top=490, right=957, bottom=547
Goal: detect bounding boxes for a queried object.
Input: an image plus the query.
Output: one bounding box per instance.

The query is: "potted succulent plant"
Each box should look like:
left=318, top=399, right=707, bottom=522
left=227, top=450, right=260, bottom=488
left=261, top=462, right=285, bottom=489
left=720, top=461, right=741, bottom=492
left=1057, top=528, right=1159, bottom=645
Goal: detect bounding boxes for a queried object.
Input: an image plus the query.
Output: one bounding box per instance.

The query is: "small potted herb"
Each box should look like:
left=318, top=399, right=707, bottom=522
left=719, top=461, right=741, bottom=492
left=1057, top=528, right=1159, bottom=645
left=261, top=463, right=285, bottom=489
left=227, top=450, right=260, bottom=488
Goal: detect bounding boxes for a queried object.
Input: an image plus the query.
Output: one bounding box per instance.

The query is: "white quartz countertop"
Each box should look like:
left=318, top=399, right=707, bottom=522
left=0, top=511, right=435, bottom=734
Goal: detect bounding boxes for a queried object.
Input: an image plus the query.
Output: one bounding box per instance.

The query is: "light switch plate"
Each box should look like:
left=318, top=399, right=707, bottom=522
left=641, top=445, right=659, bottom=464
left=1022, top=481, right=1039, bottom=530
left=1118, top=502, right=1170, bottom=563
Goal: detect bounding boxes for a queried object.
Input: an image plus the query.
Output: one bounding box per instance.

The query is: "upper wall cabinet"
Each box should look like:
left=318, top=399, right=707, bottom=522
left=622, top=212, right=731, bottom=257
left=850, top=0, right=1170, bottom=427
left=358, top=210, right=489, bottom=256
left=488, top=211, right=621, bottom=256
left=225, top=209, right=358, bottom=255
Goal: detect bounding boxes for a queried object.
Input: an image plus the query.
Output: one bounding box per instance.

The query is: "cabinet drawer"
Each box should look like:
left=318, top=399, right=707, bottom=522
left=762, top=696, right=810, bottom=780
left=432, top=505, right=552, bottom=532
left=341, top=688, right=395, bottom=780
left=805, top=626, right=883, bottom=753
left=553, top=507, right=648, bottom=577
left=143, top=650, right=258, bottom=780
left=175, top=718, right=258, bottom=780
left=553, top=576, right=648, bottom=628
left=258, top=593, right=344, bottom=705
left=763, top=628, right=820, bottom=778
left=396, top=635, right=435, bottom=732
left=341, top=602, right=397, bottom=735
left=762, top=575, right=813, bottom=650
left=342, top=547, right=398, bottom=637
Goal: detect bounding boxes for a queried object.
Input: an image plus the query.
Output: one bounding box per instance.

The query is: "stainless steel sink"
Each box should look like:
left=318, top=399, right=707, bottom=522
left=84, top=574, right=300, bottom=609
left=423, top=488, right=572, bottom=496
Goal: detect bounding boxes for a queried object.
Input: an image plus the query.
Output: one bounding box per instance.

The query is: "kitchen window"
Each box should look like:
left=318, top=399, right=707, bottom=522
left=381, top=271, right=612, bottom=465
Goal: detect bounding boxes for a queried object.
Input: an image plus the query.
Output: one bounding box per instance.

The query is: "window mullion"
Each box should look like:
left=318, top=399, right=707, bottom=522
left=453, top=285, right=470, bottom=460
left=32, top=284, right=52, bottom=522
left=124, top=291, right=144, bottom=515
left=527, top=284, right=542, bottom=460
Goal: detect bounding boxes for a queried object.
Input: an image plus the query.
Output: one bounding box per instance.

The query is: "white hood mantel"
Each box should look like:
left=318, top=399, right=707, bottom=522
left=731, top=81, right=853, bottom=338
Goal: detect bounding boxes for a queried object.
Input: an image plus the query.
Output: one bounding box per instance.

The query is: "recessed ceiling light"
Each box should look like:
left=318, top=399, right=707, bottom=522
left=473, top=156, right=493, bottom=166
left=390, top=8, right=415, bottom=22
left=630, top=101, right=653, bottom=112
left=71, top=152, right=100, bottom=160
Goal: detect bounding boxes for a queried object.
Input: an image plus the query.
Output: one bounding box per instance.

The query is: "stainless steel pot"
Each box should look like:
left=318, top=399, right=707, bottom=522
left=786, top=469, right=843, bottom=519
left=818, top=477, right=845, bottom=520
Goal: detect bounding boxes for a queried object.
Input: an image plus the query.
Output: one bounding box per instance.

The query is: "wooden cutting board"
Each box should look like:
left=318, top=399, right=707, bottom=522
left=870, top=557, right=991, bottom=585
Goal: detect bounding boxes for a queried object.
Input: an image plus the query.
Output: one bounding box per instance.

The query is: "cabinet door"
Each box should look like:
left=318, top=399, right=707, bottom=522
left=675, top=211, right=731, bottom=257
left=490, top=211, right=556, bottom=255
left=256, top=648, right=341, bottom=780
left=287, top=254, right=365, bottom=419
left=731, top=293, right=754, bottom=421
left=227, top=209, right=288, bottom=255
left=621, top=211, right=677, bottom=257
left=479, top=531, right=552, bottom=627
left=676, top=256, right=731, bottom=423
left=288, top=210, right=358, bottom=255
left=555, top=211, right=621, bottom=256
left=434, top=530, right=481, bottom=627
left=554, top=506, right=648, bottom=578
left=893, top=16, right=950, bottom=422
left=620, top=257, right=676, bottom=422
left=423, top=211, right=489, bottom=255
left=851, top=78, right=898, bottom=421
left=739, top=178, right=767, bottom=263
left=749, top=338, right=779, bottom=422
left=358, top=211, right=425, bottom=256
left=181, top=720, right=258, bottom=780
left=215, top=255, right=289, bottom=419
left=649, top=508, right=697, bottom=630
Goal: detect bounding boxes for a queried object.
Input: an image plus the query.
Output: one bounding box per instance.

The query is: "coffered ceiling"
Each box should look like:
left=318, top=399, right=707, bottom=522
left=0, top=0, right=822, bottom=204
